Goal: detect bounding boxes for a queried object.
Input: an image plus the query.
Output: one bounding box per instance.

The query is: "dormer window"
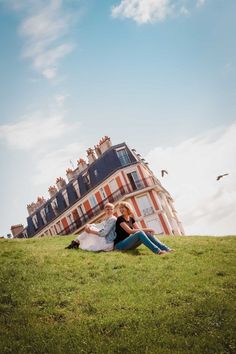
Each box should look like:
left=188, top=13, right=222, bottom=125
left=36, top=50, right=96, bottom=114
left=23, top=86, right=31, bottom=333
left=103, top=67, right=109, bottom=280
left=73, top=180, right=80, bottom=198
left=32, top=215, right=38, bottom=230
left=40, top=208, right=47, bottom=225
left=116, top=148, right=131, bottom=166
left=51, top=199, right=59, bottom=215
left=83, top=173, right=90, bottom=191
left=62, top=190, right=70, bottom=207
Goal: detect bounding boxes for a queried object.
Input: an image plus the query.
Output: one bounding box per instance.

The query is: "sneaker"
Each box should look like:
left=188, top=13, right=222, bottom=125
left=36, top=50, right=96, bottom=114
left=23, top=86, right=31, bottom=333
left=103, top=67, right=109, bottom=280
left=157, top=250, right=167, bottom=255
left=65, top=240, right=79, bottom=249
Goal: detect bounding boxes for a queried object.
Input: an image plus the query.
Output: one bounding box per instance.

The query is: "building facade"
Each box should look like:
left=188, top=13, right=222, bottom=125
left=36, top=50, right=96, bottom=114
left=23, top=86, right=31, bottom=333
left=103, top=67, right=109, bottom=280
left=15, top=137, right=185, bottom=238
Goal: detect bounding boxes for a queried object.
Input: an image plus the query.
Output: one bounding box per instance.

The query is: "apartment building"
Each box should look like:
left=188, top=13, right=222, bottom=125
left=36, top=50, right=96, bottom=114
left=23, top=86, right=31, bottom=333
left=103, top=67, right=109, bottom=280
left=14, top=137, right=184, bottom=238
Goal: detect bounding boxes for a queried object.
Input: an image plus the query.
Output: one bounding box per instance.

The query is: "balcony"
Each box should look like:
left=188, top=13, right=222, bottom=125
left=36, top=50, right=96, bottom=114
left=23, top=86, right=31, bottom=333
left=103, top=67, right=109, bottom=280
left=142, top=206, right=155, bottom=217
left=59, top=176, right=157, bottom=236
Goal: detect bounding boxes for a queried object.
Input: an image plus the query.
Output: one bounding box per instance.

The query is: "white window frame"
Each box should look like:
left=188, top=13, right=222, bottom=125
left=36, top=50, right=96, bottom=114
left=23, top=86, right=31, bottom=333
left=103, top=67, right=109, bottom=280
left=99, top=187, right=106, bottom=199
left=136, top=194, right=154, bottom=216
left=89, top=195, right=97, bottom=208
left=116, top=148, right=131, bottom=166
left=73, top=180, right=80, bottom=198
left=51, top=198, right=59, bottom=215
left=62, top=190, right=70, bottom=207
left=40, top=208, right=47, bottom=225
left=109, top=179, right=117, bottom=193
left=32, top=215, right=38, bottom=229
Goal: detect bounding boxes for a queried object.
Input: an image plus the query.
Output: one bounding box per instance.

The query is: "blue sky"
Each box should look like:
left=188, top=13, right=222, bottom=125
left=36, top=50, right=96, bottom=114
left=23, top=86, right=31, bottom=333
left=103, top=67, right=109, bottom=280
left=0, top=0, right=235, bottom=236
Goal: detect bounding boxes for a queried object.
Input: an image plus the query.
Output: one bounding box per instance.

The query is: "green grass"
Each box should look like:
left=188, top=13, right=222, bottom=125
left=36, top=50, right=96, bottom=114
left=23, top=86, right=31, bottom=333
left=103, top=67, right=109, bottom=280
left=0, top=236, right=235, bottom=354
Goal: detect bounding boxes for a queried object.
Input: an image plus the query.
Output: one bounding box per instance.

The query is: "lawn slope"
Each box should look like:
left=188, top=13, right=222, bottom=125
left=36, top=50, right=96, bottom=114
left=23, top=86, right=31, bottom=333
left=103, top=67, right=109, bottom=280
left=0, top=236, right=235, bottom=354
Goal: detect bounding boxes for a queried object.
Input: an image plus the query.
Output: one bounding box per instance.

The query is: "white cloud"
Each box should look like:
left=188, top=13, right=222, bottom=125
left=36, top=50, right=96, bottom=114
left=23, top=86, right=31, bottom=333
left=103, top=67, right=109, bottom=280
left=0, top=95, right=75, bottom=150
left=2, top=0, right=76, bottom=80
left=196, top=0, right=205, bottom=8
left=54, top=94, right=69, bottom=106
left=0, top=97, right=84, bottom=203
left=0, top=111, right=68, bottom=150
left=112, top=0, right=172, bottom=24
left=33, top=142, right=84, bottom=186
left=180, top=6, right=189, bottom=16
left=111, top=0, right=207, bottom=24
left=146, top=122, right=236, bottom=235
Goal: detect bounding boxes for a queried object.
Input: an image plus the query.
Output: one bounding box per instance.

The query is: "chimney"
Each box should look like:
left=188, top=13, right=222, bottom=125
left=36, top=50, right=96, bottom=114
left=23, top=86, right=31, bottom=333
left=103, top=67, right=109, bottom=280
left=56, top=177, right=66, bottom=190
left=27, top=202, right=37, bottom=216
left=98, top=136, right=112, bottom=154
left=77, top=158, right=87, bottom=173
left=87, top=148, right=96, bottom=165
left=66, top=168, right=75, bottom=182
left=36, top=196, right=46, bottom=209
left=11, top=224, right=24, bottom=238
left=48, top=185, right=57, bottom=198
left=94, top=144, right=102, bottom=158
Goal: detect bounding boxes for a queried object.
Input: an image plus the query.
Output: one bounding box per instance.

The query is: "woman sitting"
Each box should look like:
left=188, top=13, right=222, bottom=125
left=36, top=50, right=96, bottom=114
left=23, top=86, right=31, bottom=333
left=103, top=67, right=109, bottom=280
left=114, top=202, right=173, bottom=255
left=65, top=203, right=117, bottom=252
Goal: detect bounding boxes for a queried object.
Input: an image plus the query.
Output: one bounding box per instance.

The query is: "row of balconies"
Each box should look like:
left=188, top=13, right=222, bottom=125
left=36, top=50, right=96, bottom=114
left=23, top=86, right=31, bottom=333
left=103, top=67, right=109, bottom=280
left=39, top=176, right=158, bottom=237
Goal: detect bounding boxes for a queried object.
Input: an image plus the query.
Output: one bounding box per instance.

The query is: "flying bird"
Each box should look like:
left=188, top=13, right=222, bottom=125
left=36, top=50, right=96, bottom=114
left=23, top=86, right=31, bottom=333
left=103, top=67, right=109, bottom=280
left=161, top=170, right=168, bottom=177
left=216, top=173, right=229, bottom=181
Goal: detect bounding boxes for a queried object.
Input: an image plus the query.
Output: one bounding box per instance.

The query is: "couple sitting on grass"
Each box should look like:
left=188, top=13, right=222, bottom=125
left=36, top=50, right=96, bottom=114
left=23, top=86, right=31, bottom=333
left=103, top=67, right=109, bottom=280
left=66, top=202, right=173, bottom=255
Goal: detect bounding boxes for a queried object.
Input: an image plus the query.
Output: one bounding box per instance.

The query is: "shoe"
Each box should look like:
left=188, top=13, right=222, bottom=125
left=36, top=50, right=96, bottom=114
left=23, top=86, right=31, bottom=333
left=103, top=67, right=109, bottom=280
left=157, top=250, right=167, bottom=255
left=65, top=240, right=79, bottom=249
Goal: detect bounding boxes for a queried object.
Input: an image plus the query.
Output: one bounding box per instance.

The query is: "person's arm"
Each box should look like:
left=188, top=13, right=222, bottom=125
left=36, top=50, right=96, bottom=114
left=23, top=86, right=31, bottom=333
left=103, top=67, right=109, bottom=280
left=84, top=224, right=92, bottom=233
left=119, top=222, right=140, bottom=235
left=97, top=217, right=116, bottom=237
left=132, top=222, right=155, bottom=235
left=85, top=227, right=99, bottom=235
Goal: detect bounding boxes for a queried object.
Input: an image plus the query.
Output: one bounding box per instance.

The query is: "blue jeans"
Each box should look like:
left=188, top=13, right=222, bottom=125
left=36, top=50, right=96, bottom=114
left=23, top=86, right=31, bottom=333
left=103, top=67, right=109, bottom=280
left=115, top=231, right=171, bottom=254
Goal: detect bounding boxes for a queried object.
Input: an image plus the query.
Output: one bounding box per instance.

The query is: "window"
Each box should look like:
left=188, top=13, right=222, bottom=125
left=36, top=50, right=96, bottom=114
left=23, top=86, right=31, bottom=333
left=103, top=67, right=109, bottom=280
left=22, top=230, right=28, bottom=238
left=56, top=222, right=62, bottom=232
left=83, top=173, right=90, bottom=191
left=73, top=180, right=80, bottom=198
left=40, top=209, right=47, bottom=225
left=62, top=190, right=70, bottom=207
left=100, top=187, right=106, bottom=199
left=127, top=171, right=143, bottom=190
left=67, top=214, right=73, bottom=224
left=116, top=148, right=131, bottom=166
left=32, top=215, right=38, bottom=230
left=77, top=204, right=84, bottom=217
left=146, top=219, right=163, bottom=235
left=109, top=179, right=117, bottom=193
left=51, top=198, right=59, bottom=215
left=137, top=195, right=154, bottom=216
left=89, top=195, right=97, bottom=208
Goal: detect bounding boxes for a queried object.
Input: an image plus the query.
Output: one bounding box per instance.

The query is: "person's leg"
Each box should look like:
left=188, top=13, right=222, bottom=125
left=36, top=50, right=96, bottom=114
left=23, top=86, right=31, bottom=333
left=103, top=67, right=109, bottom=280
left=115, top=234, right=142, bottom=251
left=146, top=233, right=171, bottom=251
left=115, top=231, right=163, bottom=254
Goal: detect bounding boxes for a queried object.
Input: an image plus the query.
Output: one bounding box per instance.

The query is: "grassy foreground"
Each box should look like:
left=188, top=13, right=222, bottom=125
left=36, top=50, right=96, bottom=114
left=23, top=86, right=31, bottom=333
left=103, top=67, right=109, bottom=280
left=0, top=236, right=235, bottom=354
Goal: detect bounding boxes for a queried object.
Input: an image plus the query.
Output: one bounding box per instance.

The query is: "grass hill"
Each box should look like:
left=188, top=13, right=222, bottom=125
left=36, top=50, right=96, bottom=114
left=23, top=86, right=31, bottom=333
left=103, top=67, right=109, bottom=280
left=0, top=236, right=235, bottom=354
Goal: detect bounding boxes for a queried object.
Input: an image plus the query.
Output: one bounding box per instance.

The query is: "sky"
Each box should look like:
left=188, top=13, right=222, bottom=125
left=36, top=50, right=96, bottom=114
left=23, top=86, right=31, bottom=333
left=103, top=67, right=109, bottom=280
left=0, top=0, right=235, bottom=236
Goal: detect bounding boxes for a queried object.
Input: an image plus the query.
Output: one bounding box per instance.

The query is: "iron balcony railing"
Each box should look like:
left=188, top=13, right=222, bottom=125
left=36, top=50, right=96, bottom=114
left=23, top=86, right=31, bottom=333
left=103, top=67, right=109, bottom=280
left=142, top=206, right=155, bottom=217
left=59, top=176, right=157, bottom=236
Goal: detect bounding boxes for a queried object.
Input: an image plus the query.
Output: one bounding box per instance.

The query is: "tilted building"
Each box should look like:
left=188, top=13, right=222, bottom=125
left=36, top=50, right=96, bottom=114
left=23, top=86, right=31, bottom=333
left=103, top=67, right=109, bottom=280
left=16, top=137, right=185, bottom=238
